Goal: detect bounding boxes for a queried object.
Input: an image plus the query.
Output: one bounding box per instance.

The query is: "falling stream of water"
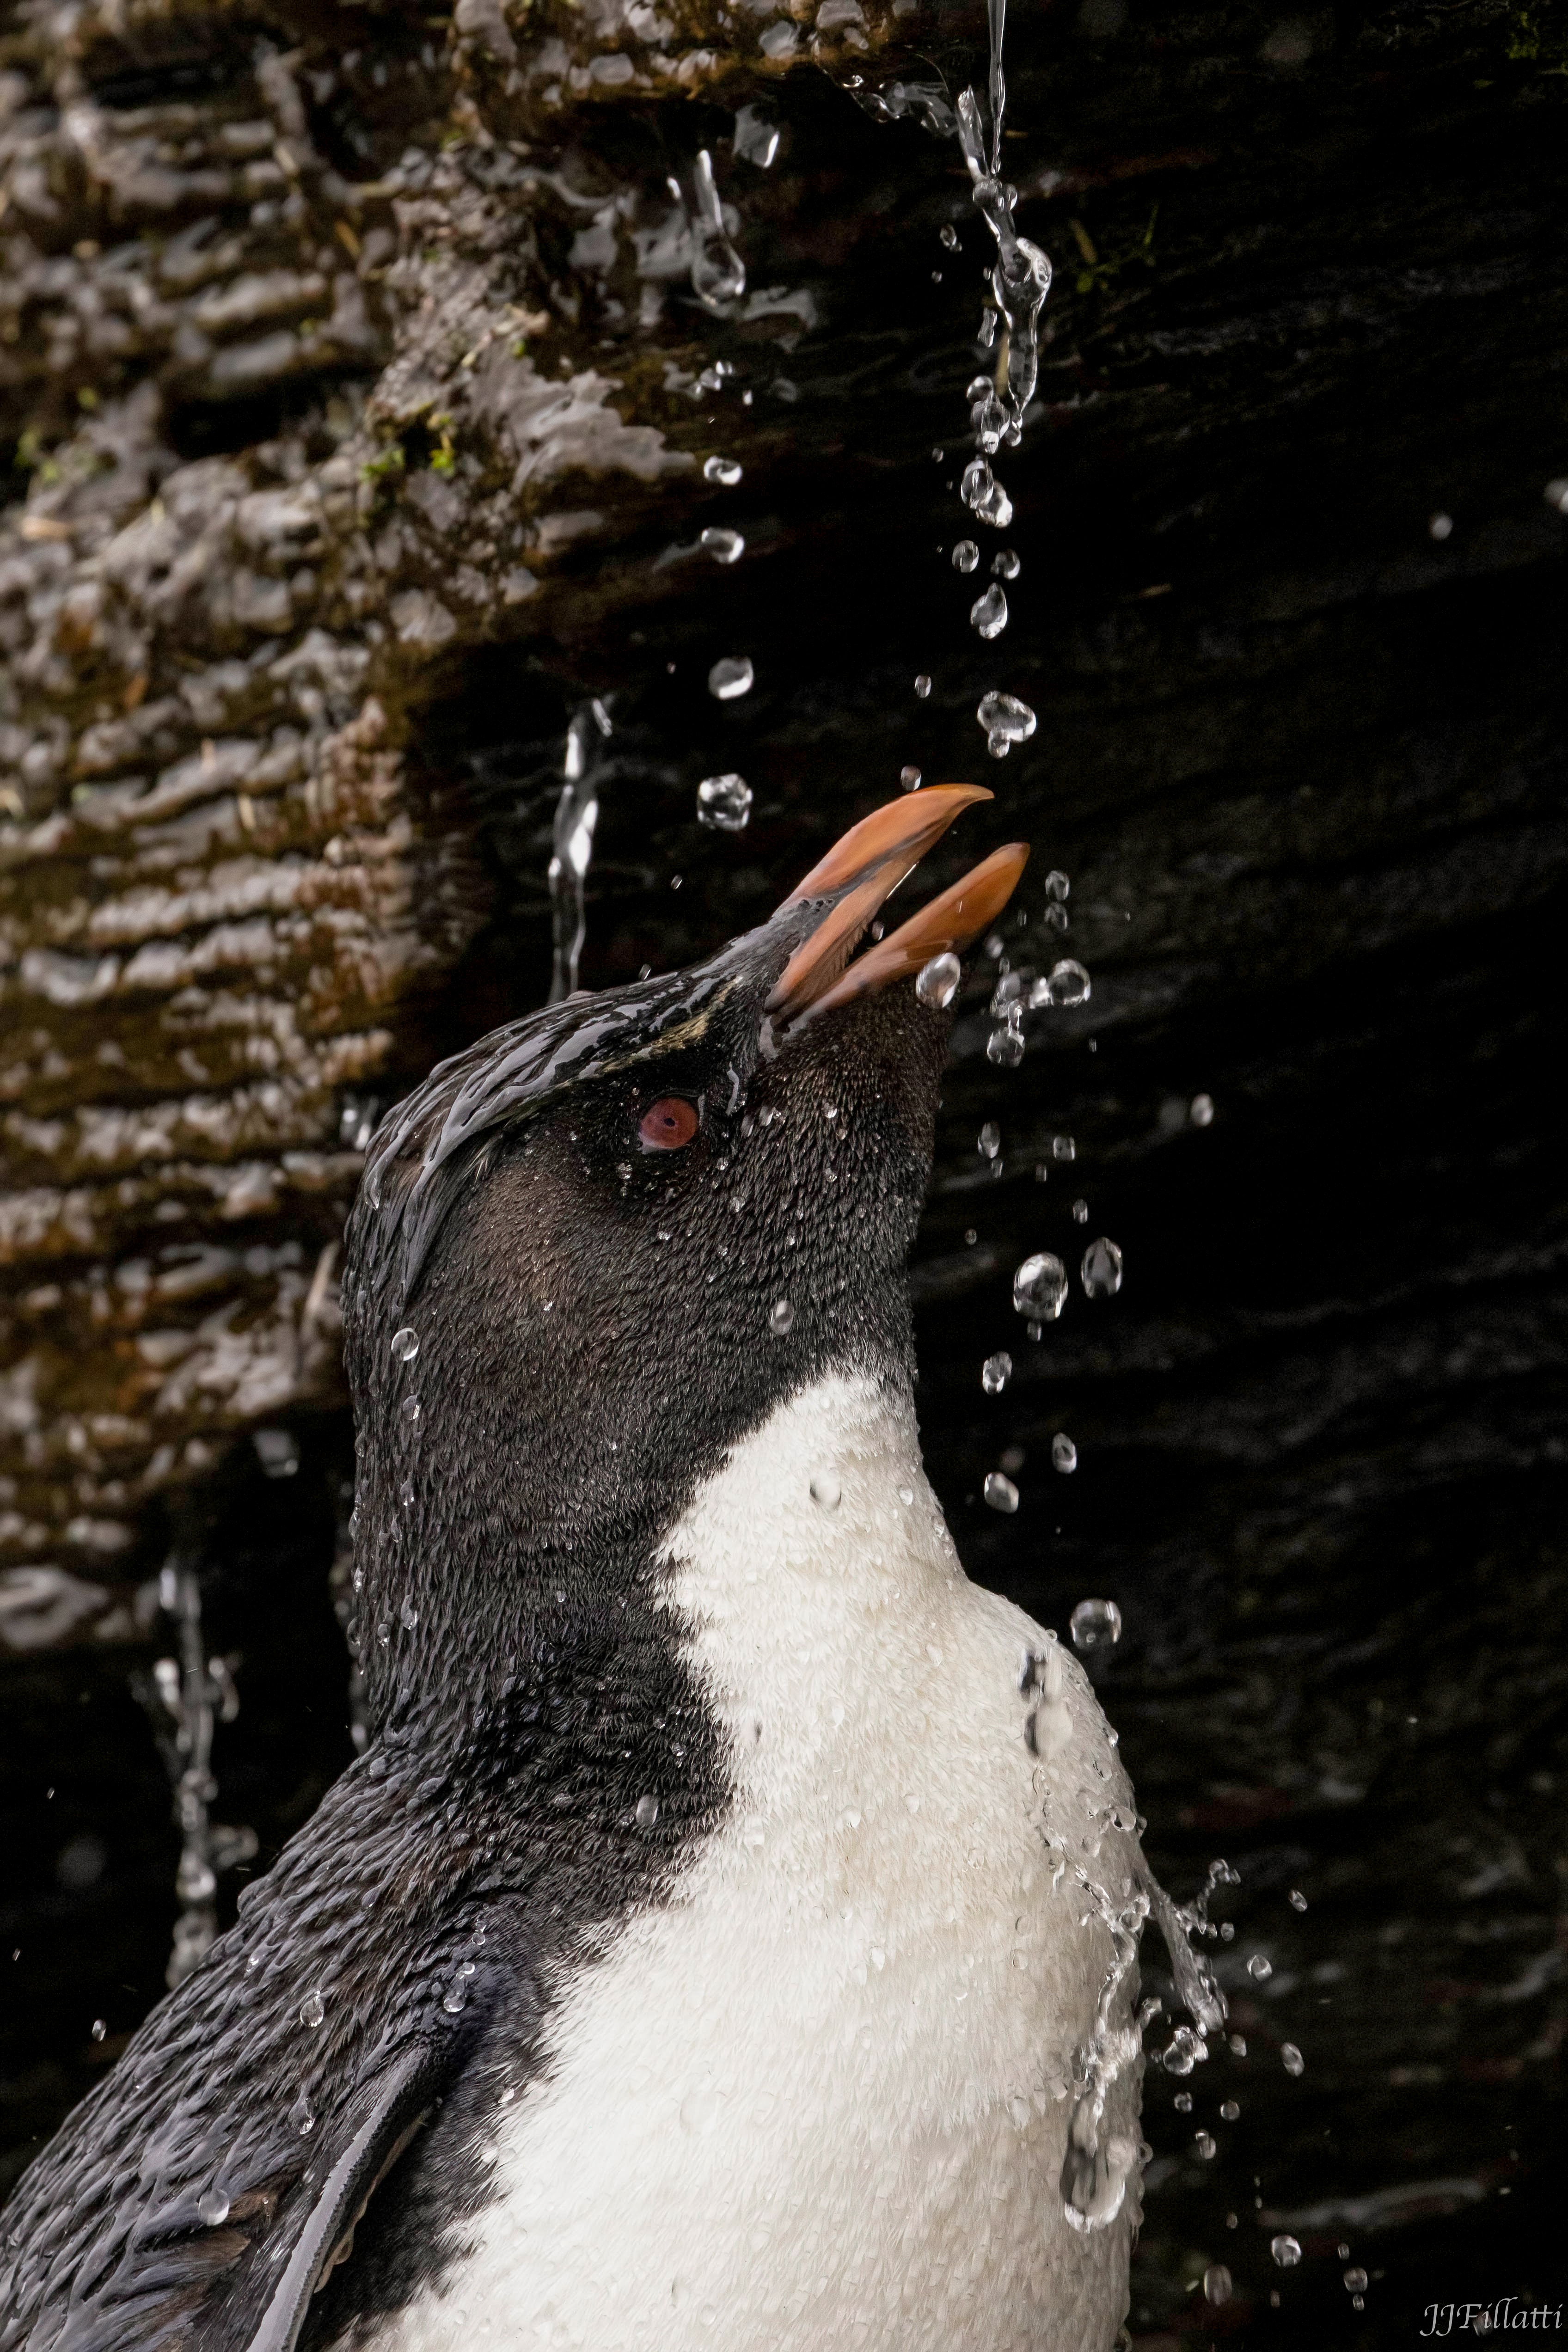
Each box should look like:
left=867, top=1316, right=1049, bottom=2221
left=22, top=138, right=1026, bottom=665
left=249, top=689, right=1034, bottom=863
left=524, top=0, right=1246, bottom=2245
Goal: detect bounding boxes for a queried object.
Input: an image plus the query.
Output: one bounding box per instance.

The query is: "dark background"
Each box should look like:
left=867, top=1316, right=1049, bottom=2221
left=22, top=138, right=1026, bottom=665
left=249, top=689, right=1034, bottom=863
left=2, top=0, right=1565, bottom=2338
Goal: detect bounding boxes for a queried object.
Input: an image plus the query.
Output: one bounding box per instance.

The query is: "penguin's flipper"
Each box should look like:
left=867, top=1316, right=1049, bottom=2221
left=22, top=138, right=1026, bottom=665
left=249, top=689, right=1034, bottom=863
left=244, top=2040, right=438, bottom=2352
left=0, top=1760, right=514, bottom=2352
left=0, top=2015, right=477, bottom=2352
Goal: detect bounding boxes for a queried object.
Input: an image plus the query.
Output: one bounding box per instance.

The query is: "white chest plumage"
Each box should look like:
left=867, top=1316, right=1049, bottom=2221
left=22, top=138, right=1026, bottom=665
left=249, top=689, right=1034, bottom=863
left=351, top=1371, right=1146, bottom=2352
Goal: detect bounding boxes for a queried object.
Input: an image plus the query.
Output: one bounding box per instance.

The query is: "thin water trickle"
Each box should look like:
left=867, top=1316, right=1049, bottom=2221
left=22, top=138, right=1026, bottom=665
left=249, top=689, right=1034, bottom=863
left=685, top=151, right=746, bottom=314
left=547, top=699, right=612, bottom=1004
left=140, top=1560, right=254, bottom=1989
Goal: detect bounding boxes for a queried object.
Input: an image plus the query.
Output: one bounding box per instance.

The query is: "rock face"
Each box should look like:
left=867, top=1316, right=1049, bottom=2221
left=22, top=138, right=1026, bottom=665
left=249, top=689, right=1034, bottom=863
left=1, top=0, right=1564, bottom=2332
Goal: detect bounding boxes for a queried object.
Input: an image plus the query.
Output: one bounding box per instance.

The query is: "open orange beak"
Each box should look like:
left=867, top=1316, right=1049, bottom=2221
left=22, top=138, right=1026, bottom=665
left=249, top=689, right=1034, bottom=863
left=766, top=785, right=1029, bottom=1024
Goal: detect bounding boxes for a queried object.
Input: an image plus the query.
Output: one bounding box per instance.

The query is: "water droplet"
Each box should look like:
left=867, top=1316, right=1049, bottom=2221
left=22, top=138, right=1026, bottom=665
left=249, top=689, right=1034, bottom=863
left=1247, top=1953, right=1273, bottom=1981
left=1281, top=2042, right=1305, bottom=2076
left=90, top=2017, right=106, bottom=2041
left=1045, top=958, right=1091, bottom=1008
left=900, top=764, right=922, bottom=790
left=1052, top=1433, right=1078, bottom=1474
left=442, top=1981, right=468, bottom=2014
left=1193, top=2130, right=1217, bottom=2159
left=1173, top=2090, right=1194, bottom=2113
left=391, top=1326, right=419, bottom=1364
left=732, top=104, right=779, bottom=167
left=399, top=1598, right=418, bottom=1631
left=977, top=1120, right=1001, bottom=1159
left=1271, top=2235, right=1302, bottom=2268
left=993, top=548, right=1021, bottom=579
left=1220, top=2099, right=1240, bottom=2120
left=975, top=690, right=1036, bottom=750
left=1163, top=2026, right=1206, bottom=2076
left=700, top=526, right=745, bottom=565
left=1044, top=869, right=1069, bottom=901
left=1071, top=1198, right=1089, bottom=1224
left=1187, top=1091, right=1216, bottom=1128
left=1289, top=1888, right=1308, bottom=1911
left=1070, top=1597, right=1121, bottom=1650
left=960, top=457, right=1014, bottom=528
left=290, top=2093, right=315, bottom=2135
left=1545, top=477, right=1568, bottom=515
left=197, top=2187, right=230, bottom=2227
left=970, top=583, right=1009, bottom=638
left=914, top=673, right=932, bottom=699
left=696, top=773, right=752, bottom=831
left=1429, top=510, right=1453, bottom=541
left=952, top=539, right=980, bottom=573
left=988, top=1023, right=1025, bottom=1067
left=300, top=1989, right=324, bottom=2027
left=636, top=1794, right=660, bottom=1827
left=768, top=1298, right=795, bottom=1336
left=982, top=1351, right=1012, bottom=1394
left=400, top=1394, right=422, bottom=1428
left=809, top=1468, right=842, bottom=1509
left=984, top=1470, right=1019, bottom=1513
left=916, top=950, right=961, bottom=1007
left=1345, top=2266, right=1368, bottom=2293
left=680, top=2085, right=718, bottom=2133
left=704, top=454, right=742, bottom=486
left=1204, top=2264, right=1232, bottom=2306
left=939, top=222, right=959, bottom=250
left=1081, top=1237, right=1123, bottom=1298
left=1012, top=1253, right=1066, bottom=1322
left=398, top=1476, right=414, bottom=1510
left=1053, top=1133, right=1076, bottom=1162
left=708, top=656, right=753, bottom=700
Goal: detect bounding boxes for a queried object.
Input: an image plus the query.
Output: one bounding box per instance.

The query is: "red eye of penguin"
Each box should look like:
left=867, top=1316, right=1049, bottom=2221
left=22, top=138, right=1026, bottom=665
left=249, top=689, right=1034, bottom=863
left=638, top=1096, right=700, bottom=1152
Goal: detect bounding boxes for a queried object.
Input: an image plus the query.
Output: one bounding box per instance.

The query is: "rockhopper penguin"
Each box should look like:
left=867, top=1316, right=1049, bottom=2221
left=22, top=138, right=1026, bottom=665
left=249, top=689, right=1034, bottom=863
left=0, top=785, right=1192, bottom=2352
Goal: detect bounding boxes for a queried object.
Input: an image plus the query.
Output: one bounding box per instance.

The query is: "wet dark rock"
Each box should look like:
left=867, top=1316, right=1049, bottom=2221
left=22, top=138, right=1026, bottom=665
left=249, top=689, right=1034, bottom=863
left=1, top=0, right=1564, bottom=2331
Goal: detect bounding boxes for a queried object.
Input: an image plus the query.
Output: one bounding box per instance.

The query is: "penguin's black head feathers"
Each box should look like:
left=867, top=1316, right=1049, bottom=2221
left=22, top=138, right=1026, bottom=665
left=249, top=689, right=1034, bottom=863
left=339, top=791, right=1026, bottom=1728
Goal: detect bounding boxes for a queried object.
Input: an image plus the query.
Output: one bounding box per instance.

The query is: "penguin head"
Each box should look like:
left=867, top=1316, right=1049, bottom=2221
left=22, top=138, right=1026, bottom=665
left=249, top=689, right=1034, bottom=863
left=341, top=790, right=1026, bottom=1698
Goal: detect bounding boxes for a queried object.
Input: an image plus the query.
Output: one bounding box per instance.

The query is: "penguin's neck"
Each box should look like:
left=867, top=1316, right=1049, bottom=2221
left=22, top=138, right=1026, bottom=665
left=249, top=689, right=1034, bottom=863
left=655, top=1366, right=964, bottom=1764
left=353, top=1360, right=940, bottom=1775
